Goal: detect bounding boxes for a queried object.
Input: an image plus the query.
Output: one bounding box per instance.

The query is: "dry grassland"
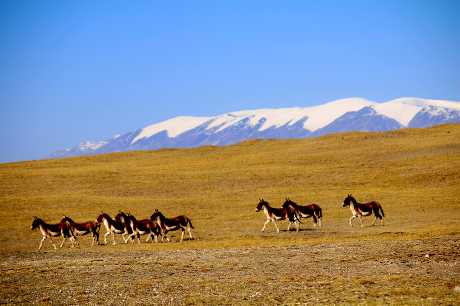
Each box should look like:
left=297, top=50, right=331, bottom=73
left=1, top=124, right=459, bottom=304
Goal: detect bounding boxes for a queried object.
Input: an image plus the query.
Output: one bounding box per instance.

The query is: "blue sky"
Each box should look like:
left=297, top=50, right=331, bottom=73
left=0, top=0, right=459, bottom=162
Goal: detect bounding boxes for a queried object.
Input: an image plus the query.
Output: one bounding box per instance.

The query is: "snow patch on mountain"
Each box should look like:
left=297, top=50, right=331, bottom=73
left=132, top=116, right=212, bottom=144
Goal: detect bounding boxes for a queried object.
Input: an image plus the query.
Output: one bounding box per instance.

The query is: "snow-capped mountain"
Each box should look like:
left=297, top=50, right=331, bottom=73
left=50, top=97, right=460, bottom=158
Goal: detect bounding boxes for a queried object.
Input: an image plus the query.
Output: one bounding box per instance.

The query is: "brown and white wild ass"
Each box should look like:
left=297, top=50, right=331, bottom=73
left=255, top=198, right=300, bottom=233
left=342, top=194, right=384, bottom=227
left=125, top=213, right=161, bottom=243
left=31, top=216, right=77, bottom=250
left=113, top=211, right=137, bottom=243
left=62, top=216, right=100, bottom=246
left=150, top=209, right=194, bottom=242
left=96, top=212, right=130, bottom=245
left=282, top=198, right=323, bottom=228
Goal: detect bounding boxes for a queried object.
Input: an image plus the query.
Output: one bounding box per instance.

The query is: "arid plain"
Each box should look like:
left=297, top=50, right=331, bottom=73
left=1, top=124, right=459, bottom=304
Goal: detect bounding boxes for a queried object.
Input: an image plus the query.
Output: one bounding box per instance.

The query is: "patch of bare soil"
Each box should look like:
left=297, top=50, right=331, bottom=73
left=1, top=236, right=459, bottom=305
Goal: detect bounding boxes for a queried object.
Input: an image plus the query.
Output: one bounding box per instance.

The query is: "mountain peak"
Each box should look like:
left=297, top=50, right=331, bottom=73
left=50, top=97, right=460, bottom=159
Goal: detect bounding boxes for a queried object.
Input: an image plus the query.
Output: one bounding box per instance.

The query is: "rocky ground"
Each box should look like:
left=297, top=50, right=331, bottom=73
left=1, top=235, right=459, bottom=305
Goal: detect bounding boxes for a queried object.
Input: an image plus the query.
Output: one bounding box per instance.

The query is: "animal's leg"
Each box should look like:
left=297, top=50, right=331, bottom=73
left=273, top=221, right=280, bottom=233
left=312, top=215, right=318, bottom=227
left=372, top=216, right=377, bottom=226
left=111, top=232, right=116, bottom=245
left=349, top=216, right=355, bottom=226
left=180, top=229, right=185, bottom=242
left=296, top=220, right=300, bottom=232
left=69, top=237, right=75, bottom=248
left=287, top=222, right=291, bottom=231
left=188, top=226, right=193, bottom=239
left=261, top=220, right=270, bottom=232
left=60, top=237, right=66, bottom=248
left=317, top=217, right=322, bottom=227
left=104, top=231, right=111, bottom=244
left=121, top=233, right=129, bottom=243
left=38, top=236, right=46, bottom=250
left=145, top=234, right=151, bottom=243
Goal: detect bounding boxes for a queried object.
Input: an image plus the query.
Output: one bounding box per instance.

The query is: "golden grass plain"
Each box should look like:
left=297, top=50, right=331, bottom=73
left=1, top=124, right=459, bottom=304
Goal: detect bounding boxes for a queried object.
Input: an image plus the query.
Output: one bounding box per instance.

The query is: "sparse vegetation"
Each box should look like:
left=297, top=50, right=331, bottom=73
left=1, top=124, right=459, bottom=304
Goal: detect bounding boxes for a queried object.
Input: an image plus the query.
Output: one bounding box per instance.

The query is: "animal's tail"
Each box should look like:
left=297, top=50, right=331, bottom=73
left=317, top=207, right=323, bottom=219
left=379, top=205, right=385, bottom=218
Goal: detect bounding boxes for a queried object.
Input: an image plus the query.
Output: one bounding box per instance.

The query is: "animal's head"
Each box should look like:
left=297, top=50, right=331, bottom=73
left=115, top=211, right=128, bottom=223
left=150, top=209, right=164, bottom=222
left=282, top=197, right=294, bottom=209
left=126, top=212, right=136, bottom=221
left=96, top=212, right=107, bottom=223
left=61, top=216, right=72, bottom=224
left=31, top=216, right=41, bottom=230
left=256, top=198, right=268, bottom=212
left=343, top=194, right=353, bottom=207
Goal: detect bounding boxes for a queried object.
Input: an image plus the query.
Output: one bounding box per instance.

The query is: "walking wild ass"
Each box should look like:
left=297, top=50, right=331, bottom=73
left=96, top=212, right=130, bottom=245
left=342, top=194, right=384, bottom=227
left=282, top=198, right=323, bottom=228
left=150, top=209, right=194, bottom=242
left=31, top=216, right=77, bottom=250
left=255, top=198, right=300, bottom=233
left=62, top=216, right=100, bottom=246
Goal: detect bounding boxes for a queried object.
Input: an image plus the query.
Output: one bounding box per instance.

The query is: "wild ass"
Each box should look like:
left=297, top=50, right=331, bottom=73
left=255, top=198, right=300, bottom=233
left=96, top=212, right=130, bottom=245
left=342, top=194, right=384, bottom=227
left=125, top=213, right=161, bottom=243
left=62, top=216, right=100, bottom=246
left=31, top=216, right=77, bottom=250
left=282, top=198, right=323, bottom=228
left=150, top=209, right=194, bottom=242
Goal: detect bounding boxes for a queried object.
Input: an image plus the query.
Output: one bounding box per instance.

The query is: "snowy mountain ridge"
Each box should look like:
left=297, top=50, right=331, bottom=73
left=50, top=97, right=460, bottom=158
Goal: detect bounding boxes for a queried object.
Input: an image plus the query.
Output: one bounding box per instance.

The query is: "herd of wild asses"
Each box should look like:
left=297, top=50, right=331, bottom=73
left=31, top=209, right=194, bottom=250
left=31, top=194, right=384, bottom=250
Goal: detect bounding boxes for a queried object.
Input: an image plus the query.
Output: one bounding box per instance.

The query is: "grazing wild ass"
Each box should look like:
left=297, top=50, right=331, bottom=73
left=255, top=198, right=300, bottom=233
left=150, top=209, right=194, bottom=242
left=282, top=198, right=323, bottom=228
left=31, top=216, right=77, bottom=250
left=342, top=194, right=384, bottom=227
left=62, top=216, right=100, bottom=246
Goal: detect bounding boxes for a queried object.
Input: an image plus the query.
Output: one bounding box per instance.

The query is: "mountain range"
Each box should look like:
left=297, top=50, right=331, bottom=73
left=50, top=97, right=460, bottom=158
